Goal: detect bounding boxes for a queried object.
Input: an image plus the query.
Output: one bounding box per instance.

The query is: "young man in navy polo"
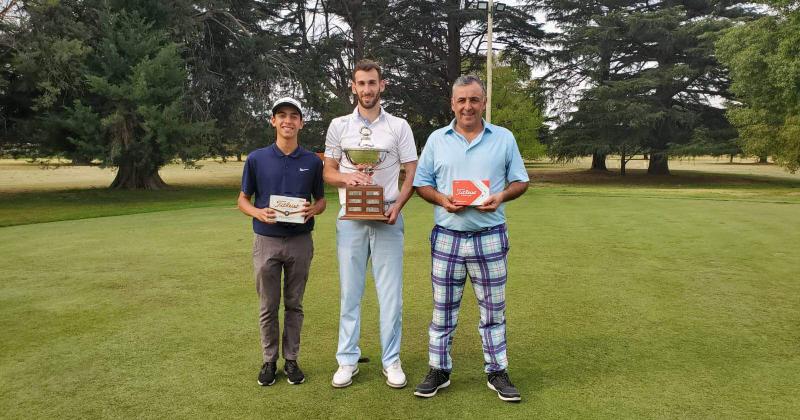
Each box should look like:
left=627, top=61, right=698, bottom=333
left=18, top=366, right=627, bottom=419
left=237, top=97, right=326, bottom=386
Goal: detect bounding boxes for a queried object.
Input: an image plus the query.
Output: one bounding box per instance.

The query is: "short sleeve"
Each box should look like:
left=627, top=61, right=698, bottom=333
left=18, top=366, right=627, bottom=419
left=397, top=119, right=418, bottom=163
left=412, top=134, right=437, bottom=188
left=324, top=119, right=342, bottom=161
left=312, top=156, right=325, bottom=200
left=241, top=155, right=257, bottom=196
left=505, top=133, right=530, bottom=184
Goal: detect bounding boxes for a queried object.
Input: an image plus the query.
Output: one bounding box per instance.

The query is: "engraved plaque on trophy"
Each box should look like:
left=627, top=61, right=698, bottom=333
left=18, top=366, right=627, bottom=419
left=338, top=126, right=393, bottom=221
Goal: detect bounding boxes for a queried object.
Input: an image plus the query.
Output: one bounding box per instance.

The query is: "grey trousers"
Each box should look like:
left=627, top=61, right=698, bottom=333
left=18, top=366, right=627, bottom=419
left=253, top=232, right=313, bottom=363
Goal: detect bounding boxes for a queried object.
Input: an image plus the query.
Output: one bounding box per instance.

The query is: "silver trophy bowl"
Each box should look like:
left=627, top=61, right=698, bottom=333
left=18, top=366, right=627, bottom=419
left=342, top=147, right=389, bottom=175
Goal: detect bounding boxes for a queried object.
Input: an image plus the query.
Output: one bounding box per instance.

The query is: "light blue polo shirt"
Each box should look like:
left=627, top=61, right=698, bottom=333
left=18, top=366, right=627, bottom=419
left=413, top=119, right=530, bottom=231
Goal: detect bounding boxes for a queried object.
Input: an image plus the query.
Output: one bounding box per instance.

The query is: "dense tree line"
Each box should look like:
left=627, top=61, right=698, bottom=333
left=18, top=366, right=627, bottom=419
left=536, top=0, right=758, bottom=175
left=0, top=0, right=797, bottom=188
left=717, top=0, right=800, bottom=173
left=0, top=0, right=545, bottom=188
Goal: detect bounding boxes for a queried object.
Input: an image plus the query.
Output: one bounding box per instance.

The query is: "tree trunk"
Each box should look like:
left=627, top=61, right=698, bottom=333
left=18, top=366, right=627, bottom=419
left=349, top=1, right=365, bottom=63
left=759, top=155, right=768, bottom=164
left=70, top=155, right=93, bottom=166
left=110, top=162, right=168, bottom=190
left=647, top=152, right=670, bottom=175
left=620, top=148, right=627, bottom=176
left=236, top=153, right=243, bottom=162
left=446, top=5, right=461, bottom=88
left=729, top=154, right=734, bottom=163
left=591, top=151, right=608, bottom=171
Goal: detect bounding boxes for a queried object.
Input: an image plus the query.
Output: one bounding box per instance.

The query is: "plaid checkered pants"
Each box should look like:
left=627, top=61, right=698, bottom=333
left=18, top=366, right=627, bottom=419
left=428, top=224, right=510, bottom=373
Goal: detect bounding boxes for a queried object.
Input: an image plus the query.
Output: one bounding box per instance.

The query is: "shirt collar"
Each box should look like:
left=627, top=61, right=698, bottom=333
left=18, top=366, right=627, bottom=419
left=352, top=106, right=385, bottom=126
left=445, top=119, right=493, bottom=136
left=270, top=143, right=303, bottom=159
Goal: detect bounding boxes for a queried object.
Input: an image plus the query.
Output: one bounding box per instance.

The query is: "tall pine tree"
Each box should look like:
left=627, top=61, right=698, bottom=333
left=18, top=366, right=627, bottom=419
left=537, top=0, right=752, bottom=175
left=10, top=2, right=215, bottom=188
left=68, top=9, right=212, bottom=188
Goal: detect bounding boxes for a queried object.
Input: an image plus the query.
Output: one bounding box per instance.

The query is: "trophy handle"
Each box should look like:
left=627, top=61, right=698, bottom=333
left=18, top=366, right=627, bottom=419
left=372, top=150, right=400, bottom=172
left=375, top=150, right=388, bottom=166
left=338, top=147, right=356, bottom=171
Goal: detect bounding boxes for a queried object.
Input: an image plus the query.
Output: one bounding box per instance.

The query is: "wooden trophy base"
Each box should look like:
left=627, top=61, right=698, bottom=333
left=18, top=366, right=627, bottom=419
left=340, top=185, right=389, bottom=221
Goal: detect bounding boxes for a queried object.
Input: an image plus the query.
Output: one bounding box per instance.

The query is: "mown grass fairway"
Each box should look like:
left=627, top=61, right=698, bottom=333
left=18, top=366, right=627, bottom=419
left=1, top=161, right=799, bottom=418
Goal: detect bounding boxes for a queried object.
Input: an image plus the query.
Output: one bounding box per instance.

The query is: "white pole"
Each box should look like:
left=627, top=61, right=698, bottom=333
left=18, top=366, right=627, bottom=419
left=486, top=0, right=493, bottom=123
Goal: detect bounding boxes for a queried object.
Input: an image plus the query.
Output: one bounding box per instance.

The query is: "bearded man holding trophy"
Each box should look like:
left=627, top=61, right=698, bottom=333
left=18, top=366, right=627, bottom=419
left=323, top=59, right=418, bottom=389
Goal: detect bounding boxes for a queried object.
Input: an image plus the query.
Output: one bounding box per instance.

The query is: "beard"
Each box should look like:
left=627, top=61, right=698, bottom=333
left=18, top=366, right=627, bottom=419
left=356, top=91, right=381, bottom=109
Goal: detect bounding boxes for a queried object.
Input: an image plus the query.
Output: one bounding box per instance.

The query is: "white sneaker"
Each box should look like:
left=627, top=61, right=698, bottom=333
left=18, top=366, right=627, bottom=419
left=332, top=364, right=359, bottom=388
left=382, top=360, right=407, bottom=388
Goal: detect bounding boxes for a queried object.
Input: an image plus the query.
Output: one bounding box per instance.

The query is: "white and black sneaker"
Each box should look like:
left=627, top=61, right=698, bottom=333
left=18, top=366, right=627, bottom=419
left=284, top=360, right=305, bottom=384
left=487, top=370, right=521, bottom=402
left=413, top=368, right=451, bottom=398
left=257, top=362, right=277, bottom=386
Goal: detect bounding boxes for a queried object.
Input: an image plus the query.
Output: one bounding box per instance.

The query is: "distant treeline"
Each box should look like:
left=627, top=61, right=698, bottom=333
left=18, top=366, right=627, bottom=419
left=0, top=1, right=797, bottom=188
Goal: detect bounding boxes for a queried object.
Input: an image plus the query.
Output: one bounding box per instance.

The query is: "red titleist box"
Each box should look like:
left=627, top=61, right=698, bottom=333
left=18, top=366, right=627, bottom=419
left=452, top=180, right=490, bottom=206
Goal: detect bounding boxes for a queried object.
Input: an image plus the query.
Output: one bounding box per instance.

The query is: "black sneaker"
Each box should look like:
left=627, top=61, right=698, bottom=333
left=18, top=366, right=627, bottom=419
left=284, top=360, right=305, bottom=385
left=413, top=368, right=451, bottom=398
left=487, top=370, right=521, bottom=402
left=258, top=362, right=277, bottom=386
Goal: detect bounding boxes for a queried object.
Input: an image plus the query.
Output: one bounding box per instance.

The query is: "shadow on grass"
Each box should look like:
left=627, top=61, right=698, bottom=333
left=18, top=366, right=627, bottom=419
left=3, top=166, right=798, bottom=228
left=0, top=185, right=342, bottom=228
left=0, top=186, right=239, bottom=227
left=530, top=168, right=800, bottom=189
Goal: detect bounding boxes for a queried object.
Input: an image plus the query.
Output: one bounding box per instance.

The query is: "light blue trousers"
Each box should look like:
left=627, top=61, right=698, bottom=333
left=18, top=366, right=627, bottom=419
left=335, top=209, right=404, bottom=368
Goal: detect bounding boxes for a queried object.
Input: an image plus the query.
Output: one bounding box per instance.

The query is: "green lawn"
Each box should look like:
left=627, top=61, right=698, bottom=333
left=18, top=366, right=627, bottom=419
left=0, top=187, right=238, bottom=227
left=2, top=180, right=799, bottom=418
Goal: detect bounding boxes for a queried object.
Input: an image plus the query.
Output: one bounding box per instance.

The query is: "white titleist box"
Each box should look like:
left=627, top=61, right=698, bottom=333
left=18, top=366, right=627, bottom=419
left=268, top=195, right=307, bottom=224
left=452, top=180, right=490, bottom=206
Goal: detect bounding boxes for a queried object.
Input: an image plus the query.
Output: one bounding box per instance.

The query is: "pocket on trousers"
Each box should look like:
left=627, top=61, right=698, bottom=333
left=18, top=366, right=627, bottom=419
left=252, top=235, right=262, bottom=258
left=429, top=227, right=439, bottom=248
left=501, top=230, right=510, bottom=255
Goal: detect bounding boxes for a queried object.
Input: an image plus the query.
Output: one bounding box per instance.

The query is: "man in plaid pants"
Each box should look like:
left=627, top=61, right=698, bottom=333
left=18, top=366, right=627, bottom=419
left=412, top=75, right=529, bottom=402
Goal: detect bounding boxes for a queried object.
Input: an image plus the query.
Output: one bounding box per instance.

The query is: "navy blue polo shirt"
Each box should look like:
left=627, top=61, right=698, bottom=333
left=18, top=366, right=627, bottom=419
left=241, top=144, right=325, bottom=237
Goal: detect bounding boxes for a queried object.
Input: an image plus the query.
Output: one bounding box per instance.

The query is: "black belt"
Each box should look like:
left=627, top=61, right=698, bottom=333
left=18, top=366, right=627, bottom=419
left=434, top=223, right=505, bottom=235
